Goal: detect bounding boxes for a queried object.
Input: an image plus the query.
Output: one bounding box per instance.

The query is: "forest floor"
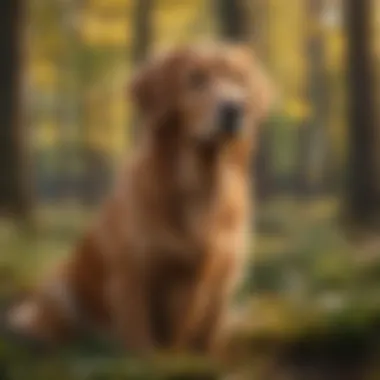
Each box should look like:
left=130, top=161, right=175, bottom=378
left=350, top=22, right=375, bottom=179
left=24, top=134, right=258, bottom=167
left=0, top=197, right=380, bottom=379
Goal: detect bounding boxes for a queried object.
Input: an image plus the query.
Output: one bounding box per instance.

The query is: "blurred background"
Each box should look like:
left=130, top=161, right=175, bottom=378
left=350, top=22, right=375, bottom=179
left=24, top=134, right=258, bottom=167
left=1, top=0, right=380, bottom=379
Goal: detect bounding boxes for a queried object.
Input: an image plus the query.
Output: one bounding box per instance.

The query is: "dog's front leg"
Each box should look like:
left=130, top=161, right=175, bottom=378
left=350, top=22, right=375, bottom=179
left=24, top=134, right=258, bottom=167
left=107, top=258, right=154, bottom=355
left=173, top=249, right=238, bottom=354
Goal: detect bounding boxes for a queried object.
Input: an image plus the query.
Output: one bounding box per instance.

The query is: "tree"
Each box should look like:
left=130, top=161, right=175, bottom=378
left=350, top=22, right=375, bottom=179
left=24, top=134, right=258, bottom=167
left=344, top=0, right=380, bottom=228
left=57, top=0, right=82, bottom=201
left=213, top=0, right=249, bottom=41
left=0, top=0, right=31, bottom=220
left=131, top=0, right=153, bottom=64
left=130, top=0, right=154, bottom=137
left=295, top=0, right=330, bottom=196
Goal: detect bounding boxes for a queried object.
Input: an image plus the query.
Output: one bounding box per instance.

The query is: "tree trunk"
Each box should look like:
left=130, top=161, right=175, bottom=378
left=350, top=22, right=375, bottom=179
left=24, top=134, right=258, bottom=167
left=213, top=0, right=249, bottom=41
left=130, top=0, right=154, bottom=137
left=131, top=0, right=153, bottom=64
left=344, top=0, right=380, bottom=228
left=57, top=0, right=80, bottom=201
left=0, top=0, right=31, bottom=219
left=295, top=0, right=329, bottom=197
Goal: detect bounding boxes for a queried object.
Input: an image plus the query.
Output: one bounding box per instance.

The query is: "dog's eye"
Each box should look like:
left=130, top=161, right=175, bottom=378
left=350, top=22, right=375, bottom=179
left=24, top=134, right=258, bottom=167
left=187, top=69, right=208, bottom=90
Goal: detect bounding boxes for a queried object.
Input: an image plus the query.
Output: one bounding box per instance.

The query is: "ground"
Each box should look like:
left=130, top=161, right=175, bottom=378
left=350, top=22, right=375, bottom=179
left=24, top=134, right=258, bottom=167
left=1, top=198, right=380, bottom=379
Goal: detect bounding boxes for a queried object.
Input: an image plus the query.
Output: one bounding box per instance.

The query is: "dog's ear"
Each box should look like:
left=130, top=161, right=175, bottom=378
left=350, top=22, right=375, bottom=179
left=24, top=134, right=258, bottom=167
left=129, top=61, right=158, bottom=115
left=255, top=64, right=276, bottom=122
left=129, top=48, right=191, bottom=120
left=228, top=45, right=276, bottom=122
left=251, top=57, right=277, bottom=122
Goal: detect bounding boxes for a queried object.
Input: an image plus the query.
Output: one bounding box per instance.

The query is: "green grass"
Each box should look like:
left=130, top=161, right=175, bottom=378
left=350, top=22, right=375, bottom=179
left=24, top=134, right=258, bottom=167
left=1, top=198, right=380, bottom=379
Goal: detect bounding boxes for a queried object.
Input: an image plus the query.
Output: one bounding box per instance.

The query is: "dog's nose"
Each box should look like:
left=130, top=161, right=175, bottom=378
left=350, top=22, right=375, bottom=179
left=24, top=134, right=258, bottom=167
left=219, top=101, right=242, bottom=136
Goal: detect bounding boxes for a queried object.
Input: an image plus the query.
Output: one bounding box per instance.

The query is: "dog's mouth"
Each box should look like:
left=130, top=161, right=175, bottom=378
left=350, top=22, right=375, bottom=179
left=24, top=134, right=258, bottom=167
left=218, top=101, right=243, bottom=138
left=191, top=103, right=244, bottom=150
left=194, top=126, right=241, bottom=156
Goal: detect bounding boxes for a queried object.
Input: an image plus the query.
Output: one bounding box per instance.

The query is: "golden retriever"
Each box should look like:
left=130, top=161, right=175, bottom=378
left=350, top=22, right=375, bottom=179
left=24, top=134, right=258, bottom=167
left=7, top=43, right=274, bottom=357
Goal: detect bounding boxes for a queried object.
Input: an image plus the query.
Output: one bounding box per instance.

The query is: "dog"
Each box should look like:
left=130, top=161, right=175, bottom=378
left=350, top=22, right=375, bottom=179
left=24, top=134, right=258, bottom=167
left=7, top=43, right=274, bottom=357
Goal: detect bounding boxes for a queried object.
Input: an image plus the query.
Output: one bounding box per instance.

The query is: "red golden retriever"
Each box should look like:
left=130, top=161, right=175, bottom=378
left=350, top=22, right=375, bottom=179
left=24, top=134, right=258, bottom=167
left=7, top=43, right=274, bottom=357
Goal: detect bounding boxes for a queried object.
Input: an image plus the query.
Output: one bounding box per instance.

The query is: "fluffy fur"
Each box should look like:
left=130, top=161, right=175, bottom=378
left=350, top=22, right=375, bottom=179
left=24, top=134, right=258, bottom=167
left=7, top=43, right=274, bottom=356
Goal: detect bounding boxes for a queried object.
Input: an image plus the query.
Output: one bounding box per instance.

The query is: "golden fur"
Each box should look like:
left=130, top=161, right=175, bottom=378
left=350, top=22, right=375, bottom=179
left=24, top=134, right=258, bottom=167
left=7, top=43, right=274, bottom=356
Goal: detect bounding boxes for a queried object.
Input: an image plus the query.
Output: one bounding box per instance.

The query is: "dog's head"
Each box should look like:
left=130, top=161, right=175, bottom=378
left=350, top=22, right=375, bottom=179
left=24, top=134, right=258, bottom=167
left=130, top=43, right=274, bottom=147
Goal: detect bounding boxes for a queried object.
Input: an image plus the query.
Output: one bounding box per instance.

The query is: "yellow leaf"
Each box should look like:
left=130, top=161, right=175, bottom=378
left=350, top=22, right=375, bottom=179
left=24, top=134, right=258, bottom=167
left=33, top=121, right=59, bottom=148
left=30, top=60, right=58, bottom=88
left=81, top=14, right=130, bottom=46
left=284, top=98, right=311, bottom=120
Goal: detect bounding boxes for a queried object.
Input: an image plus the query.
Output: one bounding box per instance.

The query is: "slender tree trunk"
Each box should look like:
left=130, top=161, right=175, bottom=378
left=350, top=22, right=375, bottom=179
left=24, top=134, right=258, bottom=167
left=251, top=0, right=273, bottom=199
left=57, top=0, right=81, bottom=201
left=213, top=0, right=249, bottom=41
left=131, top=0, right=153, bottom=64
left=295, top=0, right=329, bottom=196
left=130, top=0, right=154, bottom=137
left=345, top=0, right=380, bottom=227
left=0, top=0, right=31, bottom=220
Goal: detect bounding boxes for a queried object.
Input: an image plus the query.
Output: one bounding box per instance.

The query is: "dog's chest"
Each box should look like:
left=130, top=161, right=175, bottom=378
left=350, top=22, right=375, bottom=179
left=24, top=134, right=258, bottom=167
left=167, top=166, right=249, bottom=256
left=127, top=156, right=249, bottom=268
